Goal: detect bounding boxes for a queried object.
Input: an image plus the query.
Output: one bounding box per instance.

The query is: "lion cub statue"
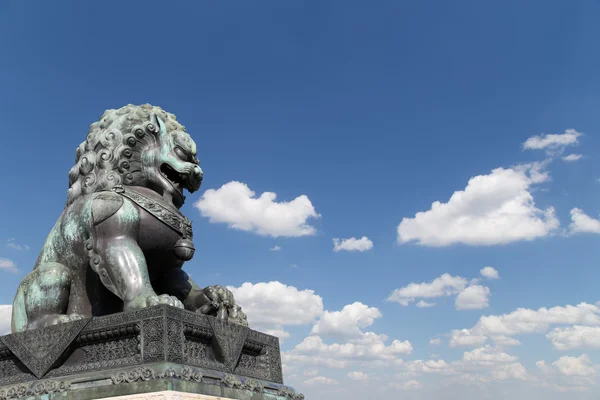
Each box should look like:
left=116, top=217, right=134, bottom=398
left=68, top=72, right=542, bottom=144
left=11, top=104, right=247, bottom=332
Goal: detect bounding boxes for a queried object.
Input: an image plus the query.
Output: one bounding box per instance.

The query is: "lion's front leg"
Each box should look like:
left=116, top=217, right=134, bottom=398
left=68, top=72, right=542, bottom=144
left=96, top=235, right=184, bottom=311
left=92, top=196, right=183, bottom=311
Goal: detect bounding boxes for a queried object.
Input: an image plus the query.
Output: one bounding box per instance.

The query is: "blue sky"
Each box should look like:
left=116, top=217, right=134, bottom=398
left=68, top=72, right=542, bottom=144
left=2, top=1, right=600, bottom=398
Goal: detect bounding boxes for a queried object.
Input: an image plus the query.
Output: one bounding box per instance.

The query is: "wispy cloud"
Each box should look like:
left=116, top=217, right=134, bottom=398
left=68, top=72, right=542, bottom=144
left=6, top=239, right=29, bottom=251
left=0, top=258, right=19, bottom=273
left=522, top=129, right=582, bottom=155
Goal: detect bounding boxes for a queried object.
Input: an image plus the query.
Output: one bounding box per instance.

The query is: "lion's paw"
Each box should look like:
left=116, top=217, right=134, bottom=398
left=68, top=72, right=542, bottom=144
left=125, top=293, right=184, bottom=311
left=54, top=313, right=87, bottom=324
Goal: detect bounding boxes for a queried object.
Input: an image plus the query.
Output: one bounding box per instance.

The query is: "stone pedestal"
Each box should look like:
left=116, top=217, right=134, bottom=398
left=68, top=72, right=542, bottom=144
left=0, top=306, right=303, bottom=400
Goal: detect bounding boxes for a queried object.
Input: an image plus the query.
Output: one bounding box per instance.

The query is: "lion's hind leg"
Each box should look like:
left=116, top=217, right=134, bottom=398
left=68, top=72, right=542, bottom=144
left=13, top=262, right=85, bottom=332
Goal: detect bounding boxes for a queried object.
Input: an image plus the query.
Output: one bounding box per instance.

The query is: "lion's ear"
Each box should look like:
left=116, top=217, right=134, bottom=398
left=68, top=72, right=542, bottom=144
left=151, top=113, right=168, bottom=136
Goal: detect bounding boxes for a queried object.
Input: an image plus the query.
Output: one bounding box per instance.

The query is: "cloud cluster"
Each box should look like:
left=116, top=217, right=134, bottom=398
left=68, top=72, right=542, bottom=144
left=522, top=129, right=582, bottom=155
left=195, top=181, right=320, bottom=237
left=388, top=268, right=498, bottom=311
left=227, top=281, right=324, bottom=340
left=400, top=346, right=531, bottom=385
left=568, top=208, right=600, bottom=234
left=480, top=266, right=499, bottom=280
left=332, top=236, right=373, bottom=252
left=448, top=302, right=600, bottom=349
left=546, top=326, right=600, bottom=350
left=397, top=163, right=558, bottom=246
left=285, top=334, right=412, bottom=369
left=310, top=302, right=381, bottom=339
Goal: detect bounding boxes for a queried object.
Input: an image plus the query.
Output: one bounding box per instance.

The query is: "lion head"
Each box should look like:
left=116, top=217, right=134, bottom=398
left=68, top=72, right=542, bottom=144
left=67, top=104, right=203, bottom=209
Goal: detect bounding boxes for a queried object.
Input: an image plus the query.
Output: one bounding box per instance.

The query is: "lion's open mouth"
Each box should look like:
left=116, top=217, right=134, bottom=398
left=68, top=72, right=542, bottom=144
left=160, top=164, right=188, bottom=195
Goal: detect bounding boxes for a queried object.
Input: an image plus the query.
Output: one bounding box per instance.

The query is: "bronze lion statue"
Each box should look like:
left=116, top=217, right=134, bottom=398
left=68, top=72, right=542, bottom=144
left=11, top=104, right=247, bottom=332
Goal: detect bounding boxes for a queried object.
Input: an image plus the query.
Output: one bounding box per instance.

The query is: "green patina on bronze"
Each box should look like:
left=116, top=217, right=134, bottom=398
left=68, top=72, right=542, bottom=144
left=11, top=104, right=248, bottom=332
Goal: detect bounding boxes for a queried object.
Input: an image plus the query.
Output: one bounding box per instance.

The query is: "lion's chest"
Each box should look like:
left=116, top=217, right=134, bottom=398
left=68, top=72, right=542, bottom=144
left=136, top=208, right=187, bottom=273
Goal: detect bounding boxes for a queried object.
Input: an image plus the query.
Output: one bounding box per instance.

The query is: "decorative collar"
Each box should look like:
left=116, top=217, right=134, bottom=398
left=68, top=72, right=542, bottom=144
left=111, top=185, right=193, bottom=239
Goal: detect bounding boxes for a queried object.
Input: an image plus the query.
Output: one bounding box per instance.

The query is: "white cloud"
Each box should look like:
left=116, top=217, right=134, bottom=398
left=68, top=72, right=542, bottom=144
left=449, top=329, right=488, bottom=348
left=284, top=335, right=412, bottom=369
left=270, top=245, right=281, bottom=251
left=403, top=347, right=531, bottom=385
left=397, top=163, right=558, bottom=246
left=536, top=357, right=597, bottom=392
left=401, top=359, right=451, bottom=377
left=194, top=181, right=320, bottom=237
left=552, top=355, right=596, bottom=377
left=430, top=338, right=442, bottom=346
left=491, top=335, right=521, bottom=346
left=569, top=208, right=600, bottom=234
left=310, top=302, right=381, bottom=339
left=0, top=258, right=18, bottom=273
left=0, top=305, right=11, bottom=335
left=522, top=129, right=582, bottom=154
left=480, top=266, right=499, bottom=280
left=471, top=302, right=600, bottom=337
left=488, top=363, right=531, bottom=381
left=347, top=371, right=370, bottom=381
left=563, top=154, right=583, bottom=162
left=6, top=239, right=29, bottom=251
left=303, top=368, right=318, bottom=377
left=303, top=376, right=338, bottom=386
left=416, top=300, right=436, bottom=308
left=536, top=360, right=551, bottom=374
left=449, top=302, right=600, bottom=349
left=387, top=273, right=468, bottom=306
left=332, top=236, right=373, bottom=252
left=228, top=281, right=323, bottom=338
left=455, top=285, right=491, bottom=310
left=546, top=326, right=600, bottom=350
left=462, top=345, right=517, bottom=364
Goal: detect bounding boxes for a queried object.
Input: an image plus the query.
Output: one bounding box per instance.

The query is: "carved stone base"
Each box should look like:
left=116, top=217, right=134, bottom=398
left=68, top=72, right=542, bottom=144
left=0, top=306, right=304, bottom=400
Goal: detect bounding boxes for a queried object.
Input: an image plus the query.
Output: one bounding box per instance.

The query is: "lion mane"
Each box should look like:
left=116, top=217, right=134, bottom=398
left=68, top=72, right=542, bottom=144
left=66, top=104, right=187, bottom=206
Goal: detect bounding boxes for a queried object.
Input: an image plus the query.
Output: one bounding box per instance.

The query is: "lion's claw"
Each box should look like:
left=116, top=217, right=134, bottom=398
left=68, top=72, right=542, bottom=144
left=125, top=292, right=184, bottom=311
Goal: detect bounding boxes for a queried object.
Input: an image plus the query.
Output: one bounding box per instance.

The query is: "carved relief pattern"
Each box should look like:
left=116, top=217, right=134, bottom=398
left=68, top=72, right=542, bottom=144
left=142, top=318, right=165, bottom=363
left=268, top=347, right=284, bottom=383
left=235, top=351, right=270, bottom=380
left=166, top=319, right=183, bottom=363
left=246, top=328, right=279, bottom=348
left=0, top=379, right=70, bottom=400
left=183, top=337, right=223, bottom=371
left=46, top=324, right=141, bottom=377
left=81, top=336, right=138, bottom=363
left=85, top=306, right=164, bottom=330
left=0, top=357, right=30, bottom=386
left=0, top=318, right=90, bottom=379
left=208, top=318, right=248, bottom=373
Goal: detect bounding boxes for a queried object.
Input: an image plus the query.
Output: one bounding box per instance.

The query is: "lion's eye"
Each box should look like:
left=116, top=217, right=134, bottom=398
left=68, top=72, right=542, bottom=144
left=174, top=147, right=187, bottom=160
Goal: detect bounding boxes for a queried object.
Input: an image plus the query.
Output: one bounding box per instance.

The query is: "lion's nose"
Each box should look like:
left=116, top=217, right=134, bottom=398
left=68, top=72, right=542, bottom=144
left=189, top=165, right=203, bottom=192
